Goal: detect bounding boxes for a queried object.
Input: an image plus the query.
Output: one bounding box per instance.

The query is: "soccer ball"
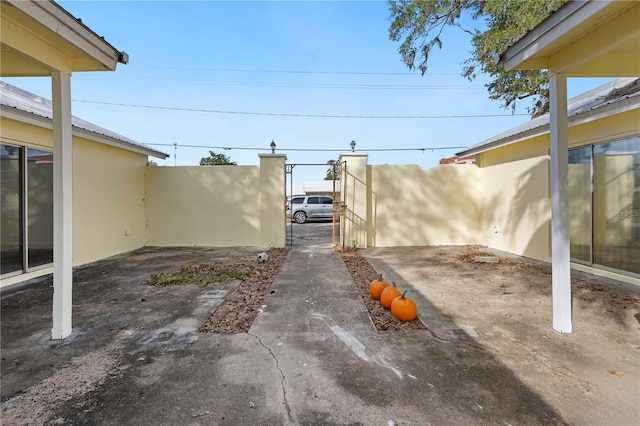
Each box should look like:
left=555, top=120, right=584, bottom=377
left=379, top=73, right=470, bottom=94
left=257, top=252, right=268, bottom=263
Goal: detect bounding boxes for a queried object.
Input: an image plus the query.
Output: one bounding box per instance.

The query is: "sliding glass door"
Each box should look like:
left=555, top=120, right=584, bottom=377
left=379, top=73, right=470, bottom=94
left=0, top=143, right=54, bottom=277
left=569, top=136, right=640, bottom=276
left=1, top=144, right=23, bottom=275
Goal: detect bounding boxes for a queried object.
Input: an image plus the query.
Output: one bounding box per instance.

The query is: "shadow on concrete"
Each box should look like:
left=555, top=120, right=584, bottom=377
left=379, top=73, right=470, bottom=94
left=2, top=244, right=637, bottom=424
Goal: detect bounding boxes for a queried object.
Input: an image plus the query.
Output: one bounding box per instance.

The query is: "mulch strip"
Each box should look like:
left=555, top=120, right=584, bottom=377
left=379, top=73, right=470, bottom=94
left=199, top=248, right=290, bottom=334
left=341, top=248, right=426, bottom=331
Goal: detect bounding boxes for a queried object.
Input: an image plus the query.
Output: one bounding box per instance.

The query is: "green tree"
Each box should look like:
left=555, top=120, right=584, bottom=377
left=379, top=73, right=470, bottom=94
left=324, top=159, right=340, bottom=181
left=388, top=0, right=568, bottom=117
left=199, top=151, right=237, bottom=166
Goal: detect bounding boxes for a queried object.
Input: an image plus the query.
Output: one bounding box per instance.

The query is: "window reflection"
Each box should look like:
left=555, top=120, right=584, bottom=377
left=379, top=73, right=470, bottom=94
left=568, top=146, right=592, bottom=263
left=593, top=137, right=640, bottom=274
left=569, top=136, right=640, bottom=275
left=1, top=144, right=23, bottom=274
left=27, top=148, right=54, bottom=268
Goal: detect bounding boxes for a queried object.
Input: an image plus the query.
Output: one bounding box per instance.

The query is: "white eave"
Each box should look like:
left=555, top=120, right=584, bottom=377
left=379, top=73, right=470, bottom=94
left=499, top=0, right=640, bottom=76
left=1, top=0, right=128, bottom=76
left=457, top=78, right=640, bottom=157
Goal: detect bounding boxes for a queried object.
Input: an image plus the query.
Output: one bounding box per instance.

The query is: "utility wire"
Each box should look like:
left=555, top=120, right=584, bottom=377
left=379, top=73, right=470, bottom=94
left=74, top=99, right=528, bottom=119
left=140, top=78, right=484, bottom=90
left=143, top=143, right=467, bottom=152
left=137, top=66, right=459, bottom=76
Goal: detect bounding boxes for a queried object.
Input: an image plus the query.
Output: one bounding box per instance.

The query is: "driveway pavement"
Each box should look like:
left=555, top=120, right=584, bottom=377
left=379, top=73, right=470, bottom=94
left=1, top=230, right=638, bottom=425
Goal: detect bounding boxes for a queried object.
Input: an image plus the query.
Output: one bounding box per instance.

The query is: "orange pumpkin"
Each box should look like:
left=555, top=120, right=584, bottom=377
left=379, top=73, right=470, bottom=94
left=369, top=274, right=390, bottom=300
left=380, top=282, right=401, bottom=309
left=391, top=291, right=418, bottom=322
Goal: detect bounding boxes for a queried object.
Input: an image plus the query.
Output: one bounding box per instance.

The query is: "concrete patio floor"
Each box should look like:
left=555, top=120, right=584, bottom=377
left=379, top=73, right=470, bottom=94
left=1, top=232, right=639, bottom=425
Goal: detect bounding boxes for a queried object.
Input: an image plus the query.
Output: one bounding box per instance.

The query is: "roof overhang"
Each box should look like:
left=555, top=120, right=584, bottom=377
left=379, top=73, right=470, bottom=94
left=500, top=0, right=640, bottom=76
left=457, top=92, right=640, bottom=157
left=1, top=104, right=169, bottom=159
left=0, top=0, right=128, bottom=76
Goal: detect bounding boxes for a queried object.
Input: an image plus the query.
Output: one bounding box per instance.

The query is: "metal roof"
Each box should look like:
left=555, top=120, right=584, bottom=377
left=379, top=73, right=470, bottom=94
left=457, top=78, right=640, bottom=157
left=0, top=81, right=168, bottom=159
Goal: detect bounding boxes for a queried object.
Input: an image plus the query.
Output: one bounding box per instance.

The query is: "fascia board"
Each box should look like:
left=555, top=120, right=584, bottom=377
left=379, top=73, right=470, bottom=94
left=6, top=0, right=126, bottom=70
left=500, top=1, right=612, bottom=71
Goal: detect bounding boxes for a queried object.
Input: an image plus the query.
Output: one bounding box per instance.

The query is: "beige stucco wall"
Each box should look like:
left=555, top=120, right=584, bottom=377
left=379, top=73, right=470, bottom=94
left=1, top=117, right=149, bottom=266
left=368, top=163, right=482, bottom=247
left=478, top=137, right=551, bottom=261
left=568, top=109, right=640, bottom=149
left=144, top=166, right=262, bottom=247
left=1, top=116, right=150, bottom=287
left=259, top=154, right=287, bottom=247
left=72, top=138, right=148, bottom=265
left=341, top=154, right=369, bottom=247
left=475, top=107, right=639, bottom=266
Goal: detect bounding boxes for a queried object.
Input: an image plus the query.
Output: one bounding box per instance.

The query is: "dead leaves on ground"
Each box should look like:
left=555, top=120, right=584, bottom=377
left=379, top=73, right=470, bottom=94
left=199, top=248, right=290, bottom=334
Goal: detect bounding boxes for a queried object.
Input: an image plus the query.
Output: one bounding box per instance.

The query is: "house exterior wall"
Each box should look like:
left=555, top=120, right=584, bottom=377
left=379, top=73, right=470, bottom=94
left=568, top=109, right=640, bottom=149
left=72, top=139, right=147, bottom=265
left=477, top=136, right=551, bottom=261
left=1, top=116, right=149, bottom=287
left=367, top=163, right=482, bottom=247
left=475, top=108, right=640, bottom=271
left=144, top=166, right=262, bottom=247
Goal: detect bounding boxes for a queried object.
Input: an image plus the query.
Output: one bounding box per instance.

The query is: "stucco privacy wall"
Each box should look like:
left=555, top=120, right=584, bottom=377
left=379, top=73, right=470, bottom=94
left=144, top=165, right=262, bottom=247
left=259, top=154, right=287, bottom=246
left=367, top=163, right=482, bottom=247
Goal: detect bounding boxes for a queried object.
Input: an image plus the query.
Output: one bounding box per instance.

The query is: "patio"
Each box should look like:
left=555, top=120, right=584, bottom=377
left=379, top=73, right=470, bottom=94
left=1, top=241, right=638, bottom=425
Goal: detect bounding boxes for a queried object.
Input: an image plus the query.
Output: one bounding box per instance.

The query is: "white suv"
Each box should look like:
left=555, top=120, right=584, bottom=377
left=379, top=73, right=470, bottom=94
left=286, top=195, right=334, bottom=223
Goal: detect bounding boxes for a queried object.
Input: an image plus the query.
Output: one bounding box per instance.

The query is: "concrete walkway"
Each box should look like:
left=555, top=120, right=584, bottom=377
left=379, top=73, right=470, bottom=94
left=2, top=226, right=638, bottom=425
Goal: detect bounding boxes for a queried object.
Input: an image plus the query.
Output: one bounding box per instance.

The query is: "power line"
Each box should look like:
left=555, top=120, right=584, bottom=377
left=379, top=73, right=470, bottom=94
left=138, top=66, right=459, bottom=76
left=74, top=99, right=528, bottom=119
left=141, top=77, right=484, bottom=90
left=143, top=143, right=467, bottom=152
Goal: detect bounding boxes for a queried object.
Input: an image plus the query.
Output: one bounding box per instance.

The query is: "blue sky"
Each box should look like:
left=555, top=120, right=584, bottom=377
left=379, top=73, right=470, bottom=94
left=2, top=1, right=612, bottom=183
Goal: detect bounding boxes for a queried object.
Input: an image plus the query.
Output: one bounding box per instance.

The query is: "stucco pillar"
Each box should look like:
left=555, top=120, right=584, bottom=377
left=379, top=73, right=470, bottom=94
left=51, top=71, right=73, bottom=339
left=549, top=73, right=572, bottom=334
left=259, top=154, right=287, bottom=247
left=339, top=153, right=368, bottom=248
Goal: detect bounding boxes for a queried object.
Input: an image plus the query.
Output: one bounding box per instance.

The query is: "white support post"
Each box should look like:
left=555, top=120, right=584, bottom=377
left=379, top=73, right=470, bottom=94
left=549, top=73, right=572, bottom=333
left=51, top=71, right=74, bottom=339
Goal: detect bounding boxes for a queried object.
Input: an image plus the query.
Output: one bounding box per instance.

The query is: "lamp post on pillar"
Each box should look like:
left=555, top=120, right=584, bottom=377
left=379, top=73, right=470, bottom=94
left=270, top=139, right=276, bottom=154
left=350, top=140, right=356, bottom=152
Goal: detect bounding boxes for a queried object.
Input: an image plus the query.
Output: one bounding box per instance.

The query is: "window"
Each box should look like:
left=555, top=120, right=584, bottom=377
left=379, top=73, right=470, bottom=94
left=0, top=144, right=53, bottom=277
left=291, top=197, right=304, bottom=204
left=307, top=197, right=319, bottom=204
left=321, top=197, right=333, bottom=205
left=568, top=136, right=640, bottom=276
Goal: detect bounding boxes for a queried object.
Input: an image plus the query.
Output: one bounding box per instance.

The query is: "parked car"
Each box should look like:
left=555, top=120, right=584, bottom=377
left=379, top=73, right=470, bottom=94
left=286, top=195, right=334, bottom=223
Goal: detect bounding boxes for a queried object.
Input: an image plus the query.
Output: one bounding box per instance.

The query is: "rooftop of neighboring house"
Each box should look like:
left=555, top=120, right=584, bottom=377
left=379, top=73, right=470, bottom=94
left=457, top=77, right=640, bottom=157
left=0, top=81, right=167, bottom=159
left=439, top=154, right=476, bottom=165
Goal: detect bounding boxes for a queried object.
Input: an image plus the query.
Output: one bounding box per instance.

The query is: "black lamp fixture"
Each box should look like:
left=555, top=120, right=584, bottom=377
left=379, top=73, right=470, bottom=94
left=350, top=140, right=356, bottom=152
left=270, top=139, right=276, bottom=154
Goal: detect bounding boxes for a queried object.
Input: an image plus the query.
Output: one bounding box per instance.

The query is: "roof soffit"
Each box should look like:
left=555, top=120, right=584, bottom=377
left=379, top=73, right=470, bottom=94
left=0, top=0, right=126, bottom=76
left=501, top=1, right=640, bottom=76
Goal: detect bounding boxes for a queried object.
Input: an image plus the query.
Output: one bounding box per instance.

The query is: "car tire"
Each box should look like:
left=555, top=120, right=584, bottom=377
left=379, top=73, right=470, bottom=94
left=293, top=211, right=307, bottom=224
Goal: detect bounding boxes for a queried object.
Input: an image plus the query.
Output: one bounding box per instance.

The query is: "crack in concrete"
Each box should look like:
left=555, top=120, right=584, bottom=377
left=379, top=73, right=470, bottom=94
left=248, top=332, right=294, bottom=423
